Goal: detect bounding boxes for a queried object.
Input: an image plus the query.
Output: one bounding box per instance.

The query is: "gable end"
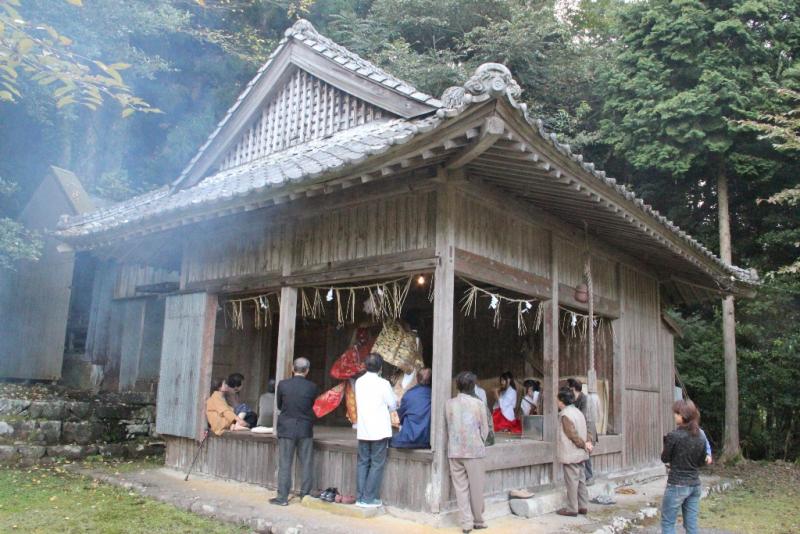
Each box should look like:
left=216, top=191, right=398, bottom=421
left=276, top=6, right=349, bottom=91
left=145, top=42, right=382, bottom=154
left=217, top=68, right=395, bottom=172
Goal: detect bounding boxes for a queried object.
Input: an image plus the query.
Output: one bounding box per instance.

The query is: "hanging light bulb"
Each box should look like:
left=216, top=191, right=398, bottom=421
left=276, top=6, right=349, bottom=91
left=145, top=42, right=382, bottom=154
left=417, top=274, right=426, bottom=286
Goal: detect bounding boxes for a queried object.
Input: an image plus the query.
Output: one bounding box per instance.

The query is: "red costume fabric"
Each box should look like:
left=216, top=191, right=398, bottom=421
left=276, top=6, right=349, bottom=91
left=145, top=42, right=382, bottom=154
left=492, top=407, right=522, bottom=434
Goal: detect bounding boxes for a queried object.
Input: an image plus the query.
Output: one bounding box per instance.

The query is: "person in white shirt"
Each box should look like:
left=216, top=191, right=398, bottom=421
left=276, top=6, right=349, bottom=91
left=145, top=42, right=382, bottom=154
left=355, top=353, right=397, bottom=507
left=521, top=379, right=541, bottom=416
left=474, top=383, right=488, bottom=407
left=492, top=371, right=521, bottom=433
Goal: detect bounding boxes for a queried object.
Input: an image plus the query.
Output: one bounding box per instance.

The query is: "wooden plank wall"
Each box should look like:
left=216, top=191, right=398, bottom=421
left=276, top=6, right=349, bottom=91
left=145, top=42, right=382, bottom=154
left=659, top=322, right=676, bottom=438
left=114, top=263, right=179, bottom=299
left=620, top=265, right=664, bottom=467
left=156, top=293, right=216, bottom=439
left=0, top=236, right=75, bottom=380
left=554, top=238, right=618, bottom=300
left=453, top=192, right=550, bottom=279
left=165, top=436, right=432, bottom=512
left=85, top=260, right=119, bottom=366
left=182, top=221, right=287, bottom=287
left=292, top=190, right=436, bottom=268
left=182, top=190, right=435, bottom=287
left=118, top=299, right=147, bottom=391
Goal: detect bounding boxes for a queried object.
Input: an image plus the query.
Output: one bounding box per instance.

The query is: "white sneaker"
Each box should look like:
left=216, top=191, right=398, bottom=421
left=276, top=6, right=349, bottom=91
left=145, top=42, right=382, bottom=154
left=355, top=500, right=370, bottom=508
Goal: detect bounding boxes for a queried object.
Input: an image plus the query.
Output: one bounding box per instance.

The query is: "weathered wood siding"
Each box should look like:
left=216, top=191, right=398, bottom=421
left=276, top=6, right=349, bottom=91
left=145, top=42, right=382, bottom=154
left=554, top=238, right=617, bottom=300
left=0, top=237, right=74, bottom=380
left=217, top=68, right=393, bottom=172
left=292, top=191, right=436, bottom=268
left=118, top=299, right=147, bottom=391
left=182, top=191, right=435, bottom=287
left=165, top=435, right=432, bottom=512
left=620, top=265, right=664, bottom=467
left=453, top=192, right=550, bottom=279
left=118, top=297, right=165, bottom=392
left=182, top=221, right=287, bottom=286
left=659, top=322, right=676, bottom=438
left=156, top=293, right=216, bottom=439
left=114, top=263, right=179, bottom=299
left=0, top=173, right=81, bottom=380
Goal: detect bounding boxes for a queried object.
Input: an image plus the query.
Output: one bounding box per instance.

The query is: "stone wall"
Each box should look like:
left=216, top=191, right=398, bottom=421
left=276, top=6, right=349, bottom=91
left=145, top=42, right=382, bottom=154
left=0, top=386, right=163, bottom=466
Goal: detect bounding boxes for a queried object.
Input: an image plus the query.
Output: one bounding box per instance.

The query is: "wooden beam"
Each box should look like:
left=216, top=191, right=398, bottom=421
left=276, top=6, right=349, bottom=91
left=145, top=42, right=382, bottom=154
left=429, top=176, right=456, bottom=514
left=543, top=231, right=560, bottom=482
left=558, top=283, right=621, bottom=318
left=446, top=116, right=505, bottom=170
left=612, top=262, right=627, bottom=464
left=284, top=249, right=437, bottom=287
left=483, top=442, right=554, bottom=471
left=454, top=248, right=551, bottom=299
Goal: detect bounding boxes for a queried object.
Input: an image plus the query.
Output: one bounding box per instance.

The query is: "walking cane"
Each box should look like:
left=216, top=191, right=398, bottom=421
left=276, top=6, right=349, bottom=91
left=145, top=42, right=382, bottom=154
left=185, top=429, right=209, bottom=481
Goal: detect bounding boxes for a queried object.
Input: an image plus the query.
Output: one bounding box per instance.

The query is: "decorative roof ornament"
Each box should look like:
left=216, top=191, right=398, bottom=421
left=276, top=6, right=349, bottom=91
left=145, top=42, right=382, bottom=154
left=285, top=18, right=319, bottom=37
left=438, top=63, right=525, bottom=118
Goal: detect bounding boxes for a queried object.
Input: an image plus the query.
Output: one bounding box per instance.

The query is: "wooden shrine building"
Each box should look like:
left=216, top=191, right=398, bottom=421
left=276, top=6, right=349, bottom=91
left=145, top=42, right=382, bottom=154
left=56, top=20, right=757, bottom=517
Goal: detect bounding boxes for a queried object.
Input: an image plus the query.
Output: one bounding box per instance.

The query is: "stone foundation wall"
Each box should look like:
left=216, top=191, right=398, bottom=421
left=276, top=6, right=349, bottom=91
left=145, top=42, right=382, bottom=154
left=0, top=388, right=163, bottom=466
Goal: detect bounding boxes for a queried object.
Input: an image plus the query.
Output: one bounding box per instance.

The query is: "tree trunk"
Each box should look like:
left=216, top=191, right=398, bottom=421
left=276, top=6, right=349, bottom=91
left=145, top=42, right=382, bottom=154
left=717, top=167, right=741, bottom=460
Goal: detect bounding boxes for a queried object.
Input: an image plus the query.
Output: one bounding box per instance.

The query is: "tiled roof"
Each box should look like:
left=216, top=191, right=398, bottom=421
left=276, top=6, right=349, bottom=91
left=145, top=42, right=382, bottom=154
left=57, top=117, right=440, bottom=238
left=172, top=19, right=440, bottom=189
left=57, top=44, right=757, bottom=288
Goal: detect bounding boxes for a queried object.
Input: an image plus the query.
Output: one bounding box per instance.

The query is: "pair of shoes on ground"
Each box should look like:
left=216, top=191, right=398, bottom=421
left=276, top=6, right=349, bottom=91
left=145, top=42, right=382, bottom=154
left=269, top=497, right=289, bottom=506
left=320, top=487, right=339, bottom=502
left=462, top=525, right=488, bottom=533
left=555, top=507, right=588, bottom=517
left=355, top=498, right=383, bottom=508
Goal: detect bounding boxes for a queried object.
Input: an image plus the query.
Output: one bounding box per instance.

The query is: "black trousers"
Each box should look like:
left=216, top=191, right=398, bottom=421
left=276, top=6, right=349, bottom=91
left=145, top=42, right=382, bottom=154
left=277, top=436, right=314, bottom=500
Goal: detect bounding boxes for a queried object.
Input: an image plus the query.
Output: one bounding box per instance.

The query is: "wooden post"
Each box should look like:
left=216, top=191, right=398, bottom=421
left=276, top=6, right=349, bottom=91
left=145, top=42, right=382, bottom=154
left=275, top=222, right=297, bottom=413
left=429, top=174, right=456, bottom=513
left=543, top=232, right=560, bottom=482
left=613, top=263, right=627, bottom=466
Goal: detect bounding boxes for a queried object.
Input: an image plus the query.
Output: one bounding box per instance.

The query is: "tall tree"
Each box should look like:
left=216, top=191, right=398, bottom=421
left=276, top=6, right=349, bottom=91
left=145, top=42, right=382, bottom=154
left=598, top=0, right=800, bottom=459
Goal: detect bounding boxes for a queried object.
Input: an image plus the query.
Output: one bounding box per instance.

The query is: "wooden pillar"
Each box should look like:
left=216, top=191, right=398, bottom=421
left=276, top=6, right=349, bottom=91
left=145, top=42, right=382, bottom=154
left=429, top=176, right=456, bottom=513
left=275, top=222, right=297, bottom=399
left=543, top=232, right=560, bottom=482
left=612, top=263, right=627, bottom=466
left=118, top=298, right=147, bottom=391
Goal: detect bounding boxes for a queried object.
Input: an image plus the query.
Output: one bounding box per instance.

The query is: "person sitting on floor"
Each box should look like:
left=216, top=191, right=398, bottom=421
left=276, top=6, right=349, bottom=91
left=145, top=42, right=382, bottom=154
left=257, top=378, right=276, bottom=428
left=492, top=371, right=521, bottom=433
left=521, top=379, right=541, bottom=416
left=206, top=378, right=250, bottom=436
left=390, top=367, right=432, bottom=449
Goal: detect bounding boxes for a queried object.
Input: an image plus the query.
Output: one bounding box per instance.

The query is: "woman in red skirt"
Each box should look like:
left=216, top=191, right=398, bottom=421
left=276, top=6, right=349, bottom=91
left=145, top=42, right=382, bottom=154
left=492, top=371, right=522, bottom=433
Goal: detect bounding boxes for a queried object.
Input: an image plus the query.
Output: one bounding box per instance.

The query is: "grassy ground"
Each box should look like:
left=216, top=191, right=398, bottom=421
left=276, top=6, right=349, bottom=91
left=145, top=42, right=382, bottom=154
left=0, top=459, right=248, bottom=534
left=698, top=460, right=800, bottom=534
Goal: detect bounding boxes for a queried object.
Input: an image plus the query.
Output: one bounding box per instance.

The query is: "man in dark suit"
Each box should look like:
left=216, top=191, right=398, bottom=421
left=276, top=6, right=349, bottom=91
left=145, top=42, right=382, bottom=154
left=270, top=357, right=318, bottom=506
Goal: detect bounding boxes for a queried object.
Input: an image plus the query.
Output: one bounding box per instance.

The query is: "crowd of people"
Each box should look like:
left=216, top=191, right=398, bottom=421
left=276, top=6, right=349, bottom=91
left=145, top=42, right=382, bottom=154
left=205, top=357, right=710, bottom=534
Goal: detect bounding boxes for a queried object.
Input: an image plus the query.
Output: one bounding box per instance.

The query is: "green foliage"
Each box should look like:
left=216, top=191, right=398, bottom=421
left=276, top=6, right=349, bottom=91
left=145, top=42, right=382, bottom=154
left=598, top=0, right=799, bottom=177
left=0, top=216, right=41, bottom=269
left=676, top=275, right=800, bottom=461
left=0, top=0, right=160, bottom=115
